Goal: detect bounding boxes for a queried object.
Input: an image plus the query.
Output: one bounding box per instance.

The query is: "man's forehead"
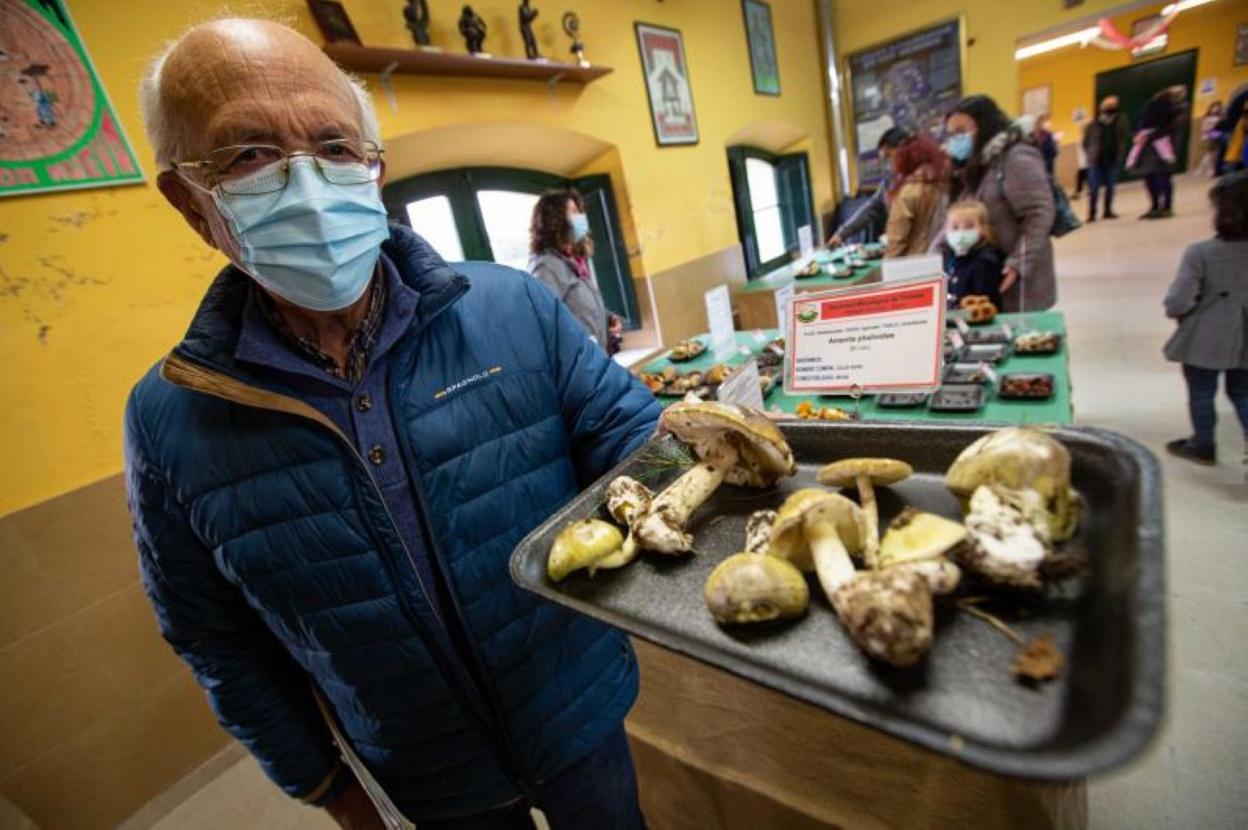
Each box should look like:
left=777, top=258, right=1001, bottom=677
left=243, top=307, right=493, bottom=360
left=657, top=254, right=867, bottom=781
left=161, top=21, right=361, bottom=149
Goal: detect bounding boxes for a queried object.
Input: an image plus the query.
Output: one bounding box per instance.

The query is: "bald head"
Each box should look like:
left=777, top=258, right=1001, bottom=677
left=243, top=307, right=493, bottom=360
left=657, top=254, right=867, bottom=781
left=140, top=18, right=378, bottom=166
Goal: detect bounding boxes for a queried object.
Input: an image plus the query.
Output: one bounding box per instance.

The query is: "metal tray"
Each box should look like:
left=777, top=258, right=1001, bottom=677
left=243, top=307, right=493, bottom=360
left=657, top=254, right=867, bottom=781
left=509, top=422, right=1164, bottom=780
left=928, top=384, right=986, bottom=412
left=962, top=342, right=1012, bottom=364
left=943, top=363, right=989, bottom=385
left=999, top=373, right=1056, bottom=400
left=876, top=392, right=930, bottom=408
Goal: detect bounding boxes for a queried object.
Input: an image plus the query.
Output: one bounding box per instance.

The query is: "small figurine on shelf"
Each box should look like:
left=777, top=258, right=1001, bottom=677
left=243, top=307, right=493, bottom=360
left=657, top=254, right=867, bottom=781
left=562, top=11, right=587, bottom=66
left=403, top=0, right=431, bottom=47
left=458, top=4, right=488, bottom=54
left=518, top=0, right=540, bottom=60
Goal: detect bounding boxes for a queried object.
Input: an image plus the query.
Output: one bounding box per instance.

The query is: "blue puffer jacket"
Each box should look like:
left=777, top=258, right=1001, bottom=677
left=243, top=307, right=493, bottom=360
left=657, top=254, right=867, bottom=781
left=124, top=226, right=660, bottom=820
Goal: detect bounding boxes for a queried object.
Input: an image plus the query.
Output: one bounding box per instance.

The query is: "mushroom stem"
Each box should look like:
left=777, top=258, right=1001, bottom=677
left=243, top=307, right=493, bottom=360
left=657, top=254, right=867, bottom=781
left=856, top=472, right=880, bottom=569
left=805, top=519, right=856, bottom=600
left=633, top=462, right=727, bottom=553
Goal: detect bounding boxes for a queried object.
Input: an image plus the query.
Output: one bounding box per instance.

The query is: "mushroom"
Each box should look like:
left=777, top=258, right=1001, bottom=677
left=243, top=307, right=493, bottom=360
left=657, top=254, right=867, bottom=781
left=768, top=488, right=933, bottom=666
left=946, top=427, right=1080, bottom=542
left=590, top=476, right=654, bottom=574
left=547, top=519, right=624, bottom=582
left=817, top=458, right=913, bottom=569
left=955, top=485, right=1051, bottom=591
left=632, top=402, right=795, bottom=554
left=704, top=509, right=807, bottom=624
left=878, top=508, right=965, bottom=596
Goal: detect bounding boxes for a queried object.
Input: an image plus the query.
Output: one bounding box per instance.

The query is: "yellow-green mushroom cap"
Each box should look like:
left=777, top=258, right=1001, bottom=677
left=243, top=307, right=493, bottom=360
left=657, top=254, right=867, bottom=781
left=704, top=552, right=809, bottom=624
left=548, top=519, right=624, bottom=582
left=768, top=488, right=866, bottom=571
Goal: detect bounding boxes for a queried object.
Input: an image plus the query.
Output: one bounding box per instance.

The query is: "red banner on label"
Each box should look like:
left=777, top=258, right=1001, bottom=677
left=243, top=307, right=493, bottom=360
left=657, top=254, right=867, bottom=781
left=819, top=286, right=935, bottom=320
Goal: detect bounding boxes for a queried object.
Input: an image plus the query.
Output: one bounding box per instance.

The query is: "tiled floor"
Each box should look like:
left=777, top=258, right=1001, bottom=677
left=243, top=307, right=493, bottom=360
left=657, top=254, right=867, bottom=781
left=128, top=175, right=1244, bottom=829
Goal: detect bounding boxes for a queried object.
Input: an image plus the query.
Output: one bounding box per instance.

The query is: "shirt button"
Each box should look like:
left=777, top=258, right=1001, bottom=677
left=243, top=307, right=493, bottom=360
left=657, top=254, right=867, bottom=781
left=356, top=394, right=373, bottom=412
left=367, top=445, right=386, bottom=465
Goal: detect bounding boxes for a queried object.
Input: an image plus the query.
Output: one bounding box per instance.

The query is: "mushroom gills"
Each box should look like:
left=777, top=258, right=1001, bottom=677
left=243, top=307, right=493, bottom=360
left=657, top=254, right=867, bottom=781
left=956, top=485, right=1050, bottom=590
left=744, top=509, right=778, bottom=556
left=704, top=552, right=809, bottom=624
left=547, top=519, right=625, bottom=582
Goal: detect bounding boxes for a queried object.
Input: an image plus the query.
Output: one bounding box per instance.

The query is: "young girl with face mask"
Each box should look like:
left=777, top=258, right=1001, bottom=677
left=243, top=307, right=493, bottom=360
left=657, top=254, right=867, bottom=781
left=942, top=200, right=1006, bottom=310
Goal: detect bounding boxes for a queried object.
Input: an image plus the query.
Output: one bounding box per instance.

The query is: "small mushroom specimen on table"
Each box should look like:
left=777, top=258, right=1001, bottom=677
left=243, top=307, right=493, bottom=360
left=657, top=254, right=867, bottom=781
left=878, top=509, right=965, bottom=596
left=818, top=458, right=913, bottom=569
left=704, top=510, right=808, bottom=625
left=547, top=519, right=624, bottom=582
left=769, top=488, right=933, bottom=667
left=632, top=402, right=796, bottom=554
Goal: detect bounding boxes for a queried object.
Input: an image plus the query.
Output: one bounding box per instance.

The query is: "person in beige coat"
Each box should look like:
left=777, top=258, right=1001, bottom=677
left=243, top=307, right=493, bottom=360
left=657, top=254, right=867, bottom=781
left=883, top=134, right=949, bottom=258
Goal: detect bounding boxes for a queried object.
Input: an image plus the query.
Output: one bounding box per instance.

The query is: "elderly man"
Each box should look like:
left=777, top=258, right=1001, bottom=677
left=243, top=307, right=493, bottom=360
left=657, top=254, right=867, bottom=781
left=125, top=19, right=658, bottom=829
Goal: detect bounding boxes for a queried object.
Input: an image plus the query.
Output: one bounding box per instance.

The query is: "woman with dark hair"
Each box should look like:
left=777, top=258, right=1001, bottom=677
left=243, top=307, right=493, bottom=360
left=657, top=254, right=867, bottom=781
left=943, top=94, right=1056, bottom=310
left=1162, top=171, right=1248, bottom=465
left=528, top=189, right=608, bottom=348
left=1033, top=113, right=1058, bottom=178
left=1128, top=85, right=1189, bottom=219
left=1195, top=100, right=1225, bottom=177
left=883, top=134, right=949, bottom=258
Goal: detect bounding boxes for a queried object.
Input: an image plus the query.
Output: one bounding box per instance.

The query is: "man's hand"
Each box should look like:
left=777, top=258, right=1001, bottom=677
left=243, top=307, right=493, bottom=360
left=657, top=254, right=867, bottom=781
left=1000, top=265, right=1019, bottom=295
left=325, top=779, right=385, bottom=830
left=826, top=233, right=843, bottom=248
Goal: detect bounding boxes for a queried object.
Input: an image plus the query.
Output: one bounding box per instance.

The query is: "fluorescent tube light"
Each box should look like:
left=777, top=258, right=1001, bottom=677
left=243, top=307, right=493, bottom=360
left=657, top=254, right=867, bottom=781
left=1015, top=27, right=1100, bottom=60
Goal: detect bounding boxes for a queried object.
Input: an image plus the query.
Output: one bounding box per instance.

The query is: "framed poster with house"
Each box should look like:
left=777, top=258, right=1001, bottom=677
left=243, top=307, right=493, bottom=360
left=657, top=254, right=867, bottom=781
left=635, top=22, right=699, bottom=146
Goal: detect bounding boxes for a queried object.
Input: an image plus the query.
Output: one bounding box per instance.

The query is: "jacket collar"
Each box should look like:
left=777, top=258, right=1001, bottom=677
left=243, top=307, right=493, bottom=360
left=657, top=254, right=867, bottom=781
left=171, top=224, right=469, bottom=379
left=980, top=118, right=1032, bottom=166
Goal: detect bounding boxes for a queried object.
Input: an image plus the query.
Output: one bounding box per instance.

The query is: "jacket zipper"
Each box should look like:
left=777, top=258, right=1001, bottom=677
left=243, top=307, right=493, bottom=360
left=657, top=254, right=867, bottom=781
left=161, top=353, right=528, bottom=796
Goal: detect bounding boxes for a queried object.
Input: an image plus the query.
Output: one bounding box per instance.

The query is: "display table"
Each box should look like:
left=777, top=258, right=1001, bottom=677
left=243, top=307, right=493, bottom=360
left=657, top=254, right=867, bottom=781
left=733, top=259, right=881, bottom=330
left=624, top=639, right=1086, bottom=829
left=640, top=311, right=1074, bottom=425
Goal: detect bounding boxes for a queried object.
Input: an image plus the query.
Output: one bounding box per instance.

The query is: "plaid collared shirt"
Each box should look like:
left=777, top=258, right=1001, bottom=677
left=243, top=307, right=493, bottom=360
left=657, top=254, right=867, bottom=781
left=255, top=274, right=386, bottom=384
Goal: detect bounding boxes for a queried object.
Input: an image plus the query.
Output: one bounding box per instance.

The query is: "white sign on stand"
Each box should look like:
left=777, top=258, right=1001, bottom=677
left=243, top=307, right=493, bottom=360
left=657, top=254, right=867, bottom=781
left=881, top=253, right=943, bottom=283
left=784, top=276, right=946, bottom=394
left=705, top=284, right=736, bottom=359
left=717, top=360, right=766, bottom=411
left=773, top=284, right=795, bottom=332
left=797, top=225, right=814, bottom=259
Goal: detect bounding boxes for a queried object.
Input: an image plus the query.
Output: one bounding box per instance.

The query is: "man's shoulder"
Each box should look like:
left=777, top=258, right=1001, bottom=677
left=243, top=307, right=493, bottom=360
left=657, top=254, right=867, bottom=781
left=451, top=260, right=544, bottom=308
left=125, top=358, right=210, bottom=457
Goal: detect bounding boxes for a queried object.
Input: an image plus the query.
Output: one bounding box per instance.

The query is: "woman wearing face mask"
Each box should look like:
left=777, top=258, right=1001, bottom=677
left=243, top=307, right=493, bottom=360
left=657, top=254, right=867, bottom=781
left=528, top=189, right=608, bottom=348
left=942, top=95, right=1057, bottom=311
left=1195, top=101, right=1226, bottom=177
left=1033, top=113, right=1058, bottom=178
left=882, top=134, right=950, bottom=258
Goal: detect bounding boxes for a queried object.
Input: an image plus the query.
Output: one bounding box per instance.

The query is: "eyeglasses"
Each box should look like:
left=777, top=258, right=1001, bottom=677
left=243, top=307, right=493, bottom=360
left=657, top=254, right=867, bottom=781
left=171, top=139, right=384, bottom=196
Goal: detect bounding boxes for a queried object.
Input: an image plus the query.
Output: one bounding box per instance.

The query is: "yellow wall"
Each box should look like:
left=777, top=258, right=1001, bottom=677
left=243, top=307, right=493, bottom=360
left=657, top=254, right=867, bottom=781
left=1018, top=0, right=1248, bottom=149
left=0, top=0, right=835, bottom=516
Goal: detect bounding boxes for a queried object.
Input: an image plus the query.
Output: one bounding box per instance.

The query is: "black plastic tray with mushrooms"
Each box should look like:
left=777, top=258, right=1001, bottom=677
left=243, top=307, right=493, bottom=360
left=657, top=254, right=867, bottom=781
left=876, top=392, right=930, bottom=408
left=927, top=384, right=985, bottom=412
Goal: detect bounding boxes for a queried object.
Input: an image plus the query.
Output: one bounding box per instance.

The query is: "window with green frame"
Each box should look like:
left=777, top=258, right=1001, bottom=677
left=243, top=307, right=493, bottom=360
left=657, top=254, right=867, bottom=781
left=727, top=147, right=815, bottom=278
left=382, top=167, right=641, bottom=328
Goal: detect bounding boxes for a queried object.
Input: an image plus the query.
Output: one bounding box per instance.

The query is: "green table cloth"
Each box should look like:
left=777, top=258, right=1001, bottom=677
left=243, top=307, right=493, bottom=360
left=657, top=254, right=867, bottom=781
left=641, top=311, right=1073, bottom=425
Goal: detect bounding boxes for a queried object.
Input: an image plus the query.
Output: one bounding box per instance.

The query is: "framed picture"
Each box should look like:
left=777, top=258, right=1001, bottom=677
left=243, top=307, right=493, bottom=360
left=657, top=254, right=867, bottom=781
left=1236, top=22, right=1248, bottom=66
left=635, top=22, right=699, bottom=147
left=845, top=19, right=963, bottom=186
left=0, top=0, right=145, bottom=197
left=742, top=0, right=780, bottom=96
left=307, top=0, right=361, bottom=45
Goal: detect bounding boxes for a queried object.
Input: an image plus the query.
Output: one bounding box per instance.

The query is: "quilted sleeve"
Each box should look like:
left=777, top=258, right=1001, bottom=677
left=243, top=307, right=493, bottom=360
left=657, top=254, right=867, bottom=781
left=524, top=276, right=661, bottom=484
left=123, top=389, right=347, bottom=806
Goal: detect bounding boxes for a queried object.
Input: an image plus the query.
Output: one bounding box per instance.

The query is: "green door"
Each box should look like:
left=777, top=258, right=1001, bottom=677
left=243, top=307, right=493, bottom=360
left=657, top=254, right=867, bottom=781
left=383, top=167, right=642, bottom=328
left=1094, top=48, right=1197, bottom=179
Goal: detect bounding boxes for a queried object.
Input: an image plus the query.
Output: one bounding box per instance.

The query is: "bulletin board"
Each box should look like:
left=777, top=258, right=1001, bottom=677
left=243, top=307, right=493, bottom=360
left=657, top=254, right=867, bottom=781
left=845, top=19, right=964, bottom=188
left=0, top=0, right=144, bottom=197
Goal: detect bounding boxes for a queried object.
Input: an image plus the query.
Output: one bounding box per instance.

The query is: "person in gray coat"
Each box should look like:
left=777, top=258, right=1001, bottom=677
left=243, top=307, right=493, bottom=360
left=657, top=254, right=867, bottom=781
left=528, top=188, right=608, bottom=348
left=1163, top=171, right=1248, bottom=465
left=944, top=96, right=1057, bottom=311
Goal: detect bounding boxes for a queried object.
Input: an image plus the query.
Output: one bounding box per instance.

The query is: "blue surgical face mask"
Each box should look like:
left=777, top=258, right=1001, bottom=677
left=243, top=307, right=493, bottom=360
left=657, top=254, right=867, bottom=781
left=947, top=228, right=981, bottom=256
left=569, top=212, right=590, bottom=242
left=212, top=158, right=390, bottom=311
left=945, top=132, right=974, bottom=163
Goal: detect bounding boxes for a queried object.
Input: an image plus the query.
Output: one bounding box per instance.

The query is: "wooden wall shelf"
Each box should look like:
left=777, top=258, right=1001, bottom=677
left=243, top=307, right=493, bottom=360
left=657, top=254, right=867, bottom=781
left=323, top=43, right=613, bottom=84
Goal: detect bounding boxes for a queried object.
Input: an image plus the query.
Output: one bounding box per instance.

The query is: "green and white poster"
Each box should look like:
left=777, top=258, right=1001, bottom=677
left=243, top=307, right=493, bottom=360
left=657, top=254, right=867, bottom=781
left=0, top=0, right=144, bottom=197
